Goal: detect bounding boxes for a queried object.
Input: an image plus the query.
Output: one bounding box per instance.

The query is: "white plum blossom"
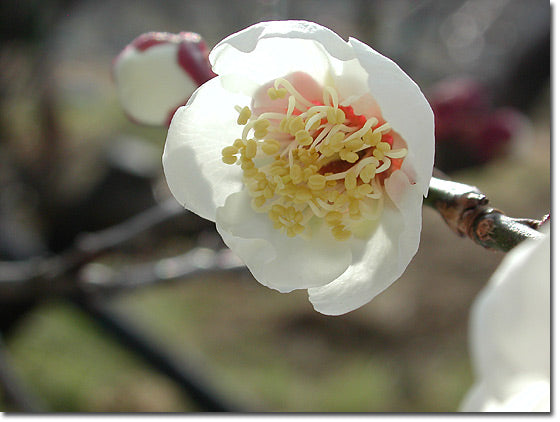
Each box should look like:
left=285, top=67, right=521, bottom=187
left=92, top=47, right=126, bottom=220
left=460, top=225, right=550, bottom=412
left=162, top=20, right=434, bottom=315
left=113, top=31, right=215, bottom=125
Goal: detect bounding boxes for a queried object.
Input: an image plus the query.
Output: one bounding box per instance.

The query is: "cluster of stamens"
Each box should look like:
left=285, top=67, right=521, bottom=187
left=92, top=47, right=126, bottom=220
left=221, top=77, right=407, bottom=241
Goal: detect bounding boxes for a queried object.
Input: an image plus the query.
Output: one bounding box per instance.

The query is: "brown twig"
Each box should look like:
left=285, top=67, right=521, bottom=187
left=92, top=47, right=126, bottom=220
left=425, top=177, right=547, bottom=252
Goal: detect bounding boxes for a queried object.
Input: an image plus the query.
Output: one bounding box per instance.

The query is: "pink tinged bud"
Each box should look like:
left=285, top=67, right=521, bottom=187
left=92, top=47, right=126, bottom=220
left=429, top=77, right=531, bottom=170
left=113, top=31, right=216, bottom=126
left=176, top=32, right=216, bottom=86
left=429, top=77, right=491, bottom=142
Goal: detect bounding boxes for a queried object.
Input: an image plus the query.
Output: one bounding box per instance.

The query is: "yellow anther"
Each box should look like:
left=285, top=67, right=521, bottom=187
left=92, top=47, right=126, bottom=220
left=253, top=119, right=270, bottom=139
left=348, top=199, right=361, bottom=218
left=262, top=139, right=280, bottom=155
left=222, top=146, right=238, bottom=156
left=286, top=226, right=302, bottom=238
left=373, top=149, right=385, bottom=160
left=307, top=118, right=321, bottom=131
left=263, top=186, right=274, bottom=199
left=270, top=164, right=288, bottom=177
left=327, top=131, right=346, bottom=150
left=279, top=117, right=291, bottom=133
left=332, top=225, right=352, bottom=241
left=334, top=192, right=349, bottom=208
left=359, top=163, right=377, bottom=183
left=344, top=172, right=357, bottom=191
left=254, top=119, right=270, bottom=131
left=288, top=116, right=305, bottom=135
left=295, top=187, right=312, bottom=202
left=276, top=88, right=287, bottom=98
left=290, top=164, right=303, bottom=184
left=340, top=149, right=359, bottom=163
left=222, top=155, right=237, bottom=165
left=233, top=138, right=245, bottom=149
left=363, top=130, right=381, bottom=146
left=245, top=139, right=257, bottom=159
left=243, top=167, right=258, bottom=177
left=326, top=189, right=339, bottom=202
left=286, top=206, right=296, bottom=219
left=271, top=204, right=284, bottom=214
left=346, top=137, right=364, bottom=151
left=297, top=148, right=319, bottom=165
left=240, top=158, right=255, bottom=170
left=267, top=87, right=287, bottom=100
left=267, top=87, right=277, bottom=100
left=308, top=174, right=326, bottom=190
left=378, top=142, right=391, bottom=153
left=319, top=144, right=335, bottom=158
left=326, top=107, right=338, bottom=124
left=295, top=129, right=313, bottom=146
left=237, top=106, right=251, bottom=125
left=357, top=183, right=373, bottom=197
left=325, top=211, right=343, bottom=225
left=252, top=196, right=267, bottom=209
left=336, top=108, right=346, bottom=124
left=326, top=180, right=338, bottom=189
left=254, top=129, right=268, bottom=139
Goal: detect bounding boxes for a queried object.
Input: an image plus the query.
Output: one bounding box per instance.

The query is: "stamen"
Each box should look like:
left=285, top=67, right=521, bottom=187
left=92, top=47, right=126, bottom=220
left=237, top=106, right=251, bottom=125
left=274, top=78, right=313, bottom=108
left=222, top=76, right=408, bottom=241
left=323, top=86, right=339, bottom=108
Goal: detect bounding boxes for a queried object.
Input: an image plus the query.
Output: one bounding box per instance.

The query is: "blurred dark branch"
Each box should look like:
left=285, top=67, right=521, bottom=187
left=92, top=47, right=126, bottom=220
left=1, top=198, right=180, bottom=277
left=0, top=198, right=190, bottom=300
left=78, top=246, right=244, bottom=296
left=71, top=296, right=240, bottom=412
left=425, top=176, right=548, bottom=252
left=2, top=174, right=550, bottom=301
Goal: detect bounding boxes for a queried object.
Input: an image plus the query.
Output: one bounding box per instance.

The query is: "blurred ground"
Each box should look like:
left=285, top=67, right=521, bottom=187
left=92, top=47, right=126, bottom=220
left=0, top=0, right=550, bottom=413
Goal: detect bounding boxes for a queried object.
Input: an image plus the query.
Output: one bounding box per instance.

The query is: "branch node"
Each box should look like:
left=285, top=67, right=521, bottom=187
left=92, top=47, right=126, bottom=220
left=426, top=176, right=546, bottom=252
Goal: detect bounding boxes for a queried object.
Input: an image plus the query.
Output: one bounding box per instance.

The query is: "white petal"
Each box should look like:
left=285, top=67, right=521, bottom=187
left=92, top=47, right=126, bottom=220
left=215, top=191, right=352, bottom=292
left=114, top=42, right=197, bottom=126
left=162, top=77, right=248, bottom=221
left=460, top=378, right=550, bottom=412
left=349, top=38, right=434, bottom=195
left=308, top=170, right=423, bottom=315
left=468, top=226, right=550, bottom=399
left=209, top=20, right=355, bottom=94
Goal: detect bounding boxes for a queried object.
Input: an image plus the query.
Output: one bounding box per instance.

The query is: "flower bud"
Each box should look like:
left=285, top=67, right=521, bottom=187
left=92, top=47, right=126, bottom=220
left=113, top=31, right=216, bottom=126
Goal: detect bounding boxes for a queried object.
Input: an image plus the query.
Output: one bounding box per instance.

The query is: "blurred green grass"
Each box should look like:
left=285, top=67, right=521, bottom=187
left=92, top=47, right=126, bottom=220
left=2, top=273, right=474, bottom=412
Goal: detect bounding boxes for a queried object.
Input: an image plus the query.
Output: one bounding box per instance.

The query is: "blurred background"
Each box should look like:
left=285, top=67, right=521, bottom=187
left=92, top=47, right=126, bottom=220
left=0, top=0, right=550, bottom=412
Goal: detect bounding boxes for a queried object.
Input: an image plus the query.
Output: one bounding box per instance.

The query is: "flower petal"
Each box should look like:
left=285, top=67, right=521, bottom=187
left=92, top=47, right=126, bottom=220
left=349, top=37, right=434, bottom=195
left=162, top=77, right=248, bottom=221
left=308, top=170, right=423, bottom=315
left=209, top=20, right=357, bottom=95
left=215, top=191, right=352, bottom=292
left=461, top=378, right=550, bottom=412
left=466, top=225, right=550, bottom=406
left=114, top=35, right=198, bottom=126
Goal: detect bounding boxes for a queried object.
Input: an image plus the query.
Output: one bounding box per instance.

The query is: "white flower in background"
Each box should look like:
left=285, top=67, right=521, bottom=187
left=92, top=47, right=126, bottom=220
left=113, top=31, right=215, bottom=125
left=163, top=20, right=434, bottom=315
left=460, top=225, right=550, bottom=412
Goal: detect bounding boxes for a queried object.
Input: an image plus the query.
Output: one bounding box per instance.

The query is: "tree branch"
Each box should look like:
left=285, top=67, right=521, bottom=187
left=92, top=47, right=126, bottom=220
left=424, top=177, right=548, bottom=252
